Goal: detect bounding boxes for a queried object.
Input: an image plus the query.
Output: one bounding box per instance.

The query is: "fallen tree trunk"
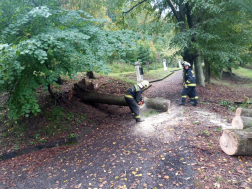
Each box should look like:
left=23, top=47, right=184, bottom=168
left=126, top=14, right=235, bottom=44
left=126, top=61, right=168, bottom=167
left=236, top=108, right=252, bottom=117
left=81, top=92, right=170, bottom=112
left=234, top=101, right=252, bottom=104
left=220, top=129, right=252, bottom=155
left=81, top=92, right=128, bottom=106
left=231, top=116, right=252, bottom=129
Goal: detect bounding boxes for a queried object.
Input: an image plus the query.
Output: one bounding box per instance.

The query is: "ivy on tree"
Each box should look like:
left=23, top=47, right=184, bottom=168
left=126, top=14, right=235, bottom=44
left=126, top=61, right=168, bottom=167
left=0, top=5, right=138, bottom=120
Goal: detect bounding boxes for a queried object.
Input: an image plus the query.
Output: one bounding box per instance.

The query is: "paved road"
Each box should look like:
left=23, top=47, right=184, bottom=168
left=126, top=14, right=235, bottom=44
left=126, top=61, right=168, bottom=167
left=1, top=70, right=196, bottom=189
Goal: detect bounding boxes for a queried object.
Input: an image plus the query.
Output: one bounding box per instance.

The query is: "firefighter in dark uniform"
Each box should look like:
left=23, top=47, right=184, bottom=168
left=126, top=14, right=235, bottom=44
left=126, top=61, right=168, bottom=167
left=182, top=62, right=194, bottom=104
left=124, top=80, right=149, bottom=122
left=179, top=62, right=198, bottom=106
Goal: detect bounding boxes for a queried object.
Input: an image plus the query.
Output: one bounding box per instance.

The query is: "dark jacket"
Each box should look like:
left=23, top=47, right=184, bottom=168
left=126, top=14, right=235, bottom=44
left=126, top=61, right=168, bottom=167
left=184, top=68, right=196, bottom=87
left=125, top=84, right=142, bottom=104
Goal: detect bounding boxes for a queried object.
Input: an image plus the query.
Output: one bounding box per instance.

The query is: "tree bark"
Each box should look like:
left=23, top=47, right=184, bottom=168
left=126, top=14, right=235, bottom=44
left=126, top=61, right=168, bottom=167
left=231, top=116, right=252, bottom=129
left=204, top=59, right=211, bottom=84
left=81, top=92, right=170, bottom=112
left=236, top=108, right=252, bottom=117
left=82, top=92, right=127, bottom=106
left=48, top=84, right=55, bottom=99
left=86, top=71, right=95, bottom=79
left=220, top=129, right=252, bottom=155
left=219, top=69, right=223, bottom=79
left=194, top=56, right=205, bottom=87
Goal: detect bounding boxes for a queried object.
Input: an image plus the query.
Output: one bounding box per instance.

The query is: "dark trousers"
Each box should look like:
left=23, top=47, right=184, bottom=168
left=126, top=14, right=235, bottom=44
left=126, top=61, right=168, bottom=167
left=124, top=97, right=140, bottom=118
left=181, top=87, right=198, bottom=103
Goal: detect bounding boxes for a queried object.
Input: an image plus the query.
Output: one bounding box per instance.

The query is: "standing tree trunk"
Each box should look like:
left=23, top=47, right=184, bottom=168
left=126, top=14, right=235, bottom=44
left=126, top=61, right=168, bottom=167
left=147, top=61, right=149, bottom=72
left=204, top=59, right=211, bottom=84
left=219, top=69, right=223, bottom=79
left=48, top=84, right=55, bottom=99
left=228, top=67, right=232, bottom=75
left=194, top=55, right=205, bottom=87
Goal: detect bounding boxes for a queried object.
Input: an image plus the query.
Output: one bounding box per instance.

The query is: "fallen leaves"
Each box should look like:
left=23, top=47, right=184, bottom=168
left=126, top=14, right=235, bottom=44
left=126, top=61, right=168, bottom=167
left=74, top=183, right=82, bottom=188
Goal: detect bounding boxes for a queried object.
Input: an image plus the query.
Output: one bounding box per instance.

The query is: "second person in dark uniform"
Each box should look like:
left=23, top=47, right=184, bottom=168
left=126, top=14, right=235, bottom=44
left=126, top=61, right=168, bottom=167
left=179, top=62, right=198, bottom=106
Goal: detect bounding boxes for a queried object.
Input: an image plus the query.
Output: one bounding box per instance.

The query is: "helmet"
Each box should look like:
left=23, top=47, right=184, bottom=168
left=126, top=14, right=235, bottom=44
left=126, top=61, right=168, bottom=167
left=183, top=61, right=191, bottom=67
left=141, top=80, right=149, bottom=88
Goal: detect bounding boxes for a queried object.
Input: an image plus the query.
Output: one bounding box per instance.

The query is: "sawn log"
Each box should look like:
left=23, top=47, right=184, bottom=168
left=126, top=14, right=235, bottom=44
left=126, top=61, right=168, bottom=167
left=220, top=129, right=252, bottom=156
left=231, top=116, right=252, bottom=129
left=236, top=108, right=252, bottom=117
left=81, top=92, right=170, bottom=112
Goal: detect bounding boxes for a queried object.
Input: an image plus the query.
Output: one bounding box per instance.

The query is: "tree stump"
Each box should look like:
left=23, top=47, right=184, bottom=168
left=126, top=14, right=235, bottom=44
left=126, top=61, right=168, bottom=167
left=236, top=108, right=252, bottom=117
left=86, top=71, right=95, bottom=79
left=231, top=116, right=252, bottom=129
left=220, top=129, right=252, bottom=155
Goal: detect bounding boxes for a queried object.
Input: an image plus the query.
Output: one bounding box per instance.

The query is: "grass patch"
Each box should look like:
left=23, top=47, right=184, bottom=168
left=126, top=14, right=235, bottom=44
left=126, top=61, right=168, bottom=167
left=244, top=64, right=252, bottom=69
left=108, top=67, right=181, bottom=84
left=233, top=67, right=252, bottom=79
left=109, top=62, right=135, bottom=73
left=144, top=68, right=180, bottom=80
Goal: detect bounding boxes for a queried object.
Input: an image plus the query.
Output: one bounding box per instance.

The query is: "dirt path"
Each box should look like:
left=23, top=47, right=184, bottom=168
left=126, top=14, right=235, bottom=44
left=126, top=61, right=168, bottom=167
left=1, top=70, right=251, bottom=189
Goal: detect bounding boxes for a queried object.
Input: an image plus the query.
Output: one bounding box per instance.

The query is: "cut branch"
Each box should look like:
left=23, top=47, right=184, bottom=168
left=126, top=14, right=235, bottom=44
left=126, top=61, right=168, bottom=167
left=165, top=0, right=180, bottom=21
left=32, top=0, right=38, bottom=7
left=123, top=0, right=147, bottom=15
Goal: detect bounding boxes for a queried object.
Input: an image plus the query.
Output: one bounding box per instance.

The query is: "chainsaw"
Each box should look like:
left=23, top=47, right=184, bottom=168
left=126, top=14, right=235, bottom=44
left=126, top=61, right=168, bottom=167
left=139, top=100, right=145, bottom=109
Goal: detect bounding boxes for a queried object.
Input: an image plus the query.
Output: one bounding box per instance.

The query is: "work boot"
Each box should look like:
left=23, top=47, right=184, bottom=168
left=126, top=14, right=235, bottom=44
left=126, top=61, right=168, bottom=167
left=188, top=100, right=194, bottom=104
left=189, top=101, right=195, bottom=105
left=189, top=102, right=195, bottom=105
left=136, top=118, right=145, bottom=122
left=178, top=102, right=185, bottom=106
left=193, top=99, right=198, bottom=106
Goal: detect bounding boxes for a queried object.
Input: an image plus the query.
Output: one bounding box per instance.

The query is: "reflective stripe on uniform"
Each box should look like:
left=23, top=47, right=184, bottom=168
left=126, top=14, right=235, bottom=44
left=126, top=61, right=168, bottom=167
left=135, top=115, right=140, bottom=118
left=195, top=96, right=198, bottom=99
left=188, top=84, right=196, bottom=87
left=134, top=84, right=139, bottom=91
left=182, top=95, right=187, bottom=98
left=125, top=94, right=133, bottom=98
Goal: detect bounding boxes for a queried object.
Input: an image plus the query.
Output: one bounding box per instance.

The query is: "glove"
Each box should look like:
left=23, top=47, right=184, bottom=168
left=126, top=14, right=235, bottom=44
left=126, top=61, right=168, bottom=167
left=141, top=99, right=144, bottom=104
left=185, top=84, right=188, bottom=88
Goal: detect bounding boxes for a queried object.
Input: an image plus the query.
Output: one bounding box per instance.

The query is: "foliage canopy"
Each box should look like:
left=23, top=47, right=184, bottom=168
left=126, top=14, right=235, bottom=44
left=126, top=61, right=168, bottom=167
left=0, top=3, right=139, bottom=120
